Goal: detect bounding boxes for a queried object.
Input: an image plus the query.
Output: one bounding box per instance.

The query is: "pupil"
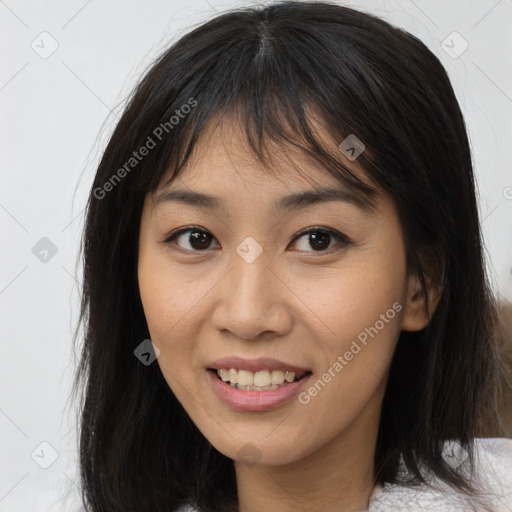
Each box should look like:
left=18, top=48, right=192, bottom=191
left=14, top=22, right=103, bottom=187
left=190, top=231, right=211, bottom=250
left=310, top=232, right=330, bottom=251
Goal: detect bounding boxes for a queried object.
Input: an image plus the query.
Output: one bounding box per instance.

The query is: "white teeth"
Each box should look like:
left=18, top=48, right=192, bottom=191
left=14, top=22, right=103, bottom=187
left=229, top=383, right=279, bottom=391
left=238, top=370, right=254, bottom=386
left=270, top=370, right=285, bottom=385
left=254, top=370, right=271, bottom=387
left=228, top=368, right=238, bottom=383
left=284, top=371, right=296, bottom=383
left=214, top=367, right=305, bottom=389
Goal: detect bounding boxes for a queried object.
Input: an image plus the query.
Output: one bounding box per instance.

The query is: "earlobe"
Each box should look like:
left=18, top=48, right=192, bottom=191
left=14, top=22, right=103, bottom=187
left=401, top=273, right=443, bottom=332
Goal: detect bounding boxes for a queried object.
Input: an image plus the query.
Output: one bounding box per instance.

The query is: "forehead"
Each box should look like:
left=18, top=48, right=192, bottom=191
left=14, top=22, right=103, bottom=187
left=157, top=111, right=374, bottom=198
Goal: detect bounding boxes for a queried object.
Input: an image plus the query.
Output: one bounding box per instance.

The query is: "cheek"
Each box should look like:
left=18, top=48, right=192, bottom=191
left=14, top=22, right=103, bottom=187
left=137, top=267, right=203, bottom=413
left=137, top=246, right=203, bottom=381
left=295, top=242, right=406, bottom=357
left=306, top=232, right=402, bottom=336
left=293, top=238, right=406, bottom=439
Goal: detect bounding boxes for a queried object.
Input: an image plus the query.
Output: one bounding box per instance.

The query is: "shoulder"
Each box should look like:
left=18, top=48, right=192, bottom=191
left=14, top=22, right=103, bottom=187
left=368, top=437, right=512, bottom=512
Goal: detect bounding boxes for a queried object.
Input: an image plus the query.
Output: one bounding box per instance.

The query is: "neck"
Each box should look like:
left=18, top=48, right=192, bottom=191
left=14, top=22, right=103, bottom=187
left=234, top=390, right=383, bottom=512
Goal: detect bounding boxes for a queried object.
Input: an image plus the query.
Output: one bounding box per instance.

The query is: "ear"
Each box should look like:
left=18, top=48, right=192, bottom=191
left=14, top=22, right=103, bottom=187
left=401, top=272, right=443, bottom=332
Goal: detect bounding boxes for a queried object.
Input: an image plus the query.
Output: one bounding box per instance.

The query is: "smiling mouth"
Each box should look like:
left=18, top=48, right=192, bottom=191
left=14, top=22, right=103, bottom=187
left=208, top=368, right=312, bottom=391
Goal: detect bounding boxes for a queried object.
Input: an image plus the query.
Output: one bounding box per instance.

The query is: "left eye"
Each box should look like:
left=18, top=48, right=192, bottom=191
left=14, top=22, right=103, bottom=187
left=289, top=227, right=350, bottom=253
left=163, top=226, right=350, bottom=253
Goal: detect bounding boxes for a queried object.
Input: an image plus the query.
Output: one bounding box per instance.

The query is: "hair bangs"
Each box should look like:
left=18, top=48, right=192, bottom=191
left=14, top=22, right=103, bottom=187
left=139, top=48, right=378, bottom=212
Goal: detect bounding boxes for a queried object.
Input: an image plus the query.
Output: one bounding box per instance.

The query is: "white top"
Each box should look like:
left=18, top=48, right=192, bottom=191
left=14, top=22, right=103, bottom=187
left=367, top=437, right=512, bottom=511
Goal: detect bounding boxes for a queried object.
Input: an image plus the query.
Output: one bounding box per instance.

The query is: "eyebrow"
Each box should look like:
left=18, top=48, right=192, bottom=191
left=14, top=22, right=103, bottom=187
left=153, top=186, right=377, bottom=213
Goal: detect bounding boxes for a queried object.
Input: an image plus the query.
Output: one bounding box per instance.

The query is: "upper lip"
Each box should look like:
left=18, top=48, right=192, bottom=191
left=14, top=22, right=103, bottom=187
left=207, top=357, right=311, bottom=374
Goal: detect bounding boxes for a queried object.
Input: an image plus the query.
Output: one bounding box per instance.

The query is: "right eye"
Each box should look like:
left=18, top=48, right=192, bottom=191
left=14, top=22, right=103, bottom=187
left=163, top=227, right=220, bottom=252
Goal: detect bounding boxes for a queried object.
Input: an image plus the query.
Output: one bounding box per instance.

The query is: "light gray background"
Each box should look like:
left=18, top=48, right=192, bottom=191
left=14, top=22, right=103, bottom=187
left=1, top=0, right=511, bottom=510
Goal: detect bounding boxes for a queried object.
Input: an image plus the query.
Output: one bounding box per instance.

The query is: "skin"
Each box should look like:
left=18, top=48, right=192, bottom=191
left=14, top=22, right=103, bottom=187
left=137, top=115, right=438, bottom=512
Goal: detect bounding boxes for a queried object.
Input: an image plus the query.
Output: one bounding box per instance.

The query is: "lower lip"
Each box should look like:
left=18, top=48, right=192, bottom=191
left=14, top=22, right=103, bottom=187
left=207, top=370, right=311, bottom=411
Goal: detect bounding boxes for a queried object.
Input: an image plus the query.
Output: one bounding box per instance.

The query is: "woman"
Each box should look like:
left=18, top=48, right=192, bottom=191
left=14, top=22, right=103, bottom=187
left=74, top=2, right=512, bottom=511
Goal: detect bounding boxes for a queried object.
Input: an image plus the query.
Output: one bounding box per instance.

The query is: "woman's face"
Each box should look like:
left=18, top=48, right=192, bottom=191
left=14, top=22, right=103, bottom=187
left=138, top=118, right=422, bottom=466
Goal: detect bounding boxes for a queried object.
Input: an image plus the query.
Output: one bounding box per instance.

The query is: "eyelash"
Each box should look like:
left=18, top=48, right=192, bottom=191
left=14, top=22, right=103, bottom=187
left=161, top=225, right=352, bottom=255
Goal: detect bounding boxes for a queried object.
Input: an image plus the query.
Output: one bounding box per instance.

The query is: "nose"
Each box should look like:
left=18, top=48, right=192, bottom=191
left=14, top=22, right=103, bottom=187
left=211, top=247, right=293, bottom=341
